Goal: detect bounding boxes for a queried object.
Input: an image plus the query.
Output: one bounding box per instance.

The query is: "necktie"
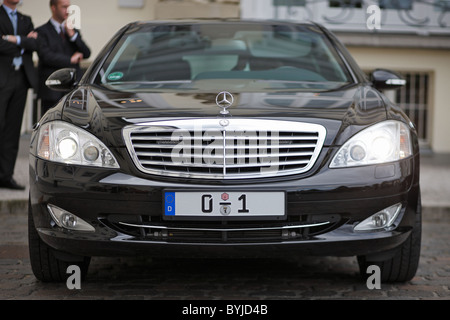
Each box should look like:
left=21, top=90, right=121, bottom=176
left=10, top=11, right=22, bottom=70
left=60, top=24, right=66, bottom=42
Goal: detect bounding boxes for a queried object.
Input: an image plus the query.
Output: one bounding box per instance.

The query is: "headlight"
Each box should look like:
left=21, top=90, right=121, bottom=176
left=330, top=120, right=412, bottom=168
left=37, top=121, right=120, bottom=168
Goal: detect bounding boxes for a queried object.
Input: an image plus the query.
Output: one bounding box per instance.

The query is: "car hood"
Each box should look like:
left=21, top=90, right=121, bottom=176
left=61, top=84, right=388, bottom=147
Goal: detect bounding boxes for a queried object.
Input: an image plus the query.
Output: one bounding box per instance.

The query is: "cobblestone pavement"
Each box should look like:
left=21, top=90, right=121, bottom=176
left=0, top=211, right=449, bottom=301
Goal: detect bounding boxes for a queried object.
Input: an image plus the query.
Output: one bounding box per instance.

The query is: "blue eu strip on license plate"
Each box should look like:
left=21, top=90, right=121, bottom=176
left=164, top=192, right=176, bottom=216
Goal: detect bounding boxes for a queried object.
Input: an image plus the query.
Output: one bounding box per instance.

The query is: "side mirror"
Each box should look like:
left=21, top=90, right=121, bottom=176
left=45, top=68, right=77, bottom=92
left=371, top=69, right=406, bottom=91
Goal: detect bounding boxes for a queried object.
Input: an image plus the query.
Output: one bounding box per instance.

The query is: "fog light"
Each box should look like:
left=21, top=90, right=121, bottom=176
left=61, top=213, right=77, bottom=229
left=373, top=212, right=388, bottom=228
left=47, top=204, right=95, bottom=232
left=354, top=203, right=402, bottom=232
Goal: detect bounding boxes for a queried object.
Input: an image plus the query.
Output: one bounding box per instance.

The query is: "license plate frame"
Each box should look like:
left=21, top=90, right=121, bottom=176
left=163, top=190, right=286, bottom=221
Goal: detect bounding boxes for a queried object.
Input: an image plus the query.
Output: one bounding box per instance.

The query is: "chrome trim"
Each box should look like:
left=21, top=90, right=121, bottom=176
left=118, top=221, right=331, bottom=232
left=216, top=91, right=234, bottom=115
left=123, top=119, right=326, bottom=179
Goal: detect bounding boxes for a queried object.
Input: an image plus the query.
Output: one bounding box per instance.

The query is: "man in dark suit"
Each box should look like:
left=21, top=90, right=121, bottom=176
left=36, top=0, right=91, bottom=115
left=0, top=0, right=38, bottom=190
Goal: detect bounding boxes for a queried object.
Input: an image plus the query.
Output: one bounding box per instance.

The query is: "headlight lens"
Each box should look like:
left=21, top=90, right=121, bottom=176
left=37, top=121, right=120, bottom=168
left=330, top=121, right=413, bottom=168
left=56, top=131, right=78, bottom=159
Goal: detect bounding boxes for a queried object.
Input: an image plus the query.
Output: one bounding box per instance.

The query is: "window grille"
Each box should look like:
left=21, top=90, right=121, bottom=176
left=395, top=71, right=430, bottom=144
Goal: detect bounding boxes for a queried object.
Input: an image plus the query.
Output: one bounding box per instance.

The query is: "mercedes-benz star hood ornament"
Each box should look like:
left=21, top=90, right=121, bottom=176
left=216, top=91, right=234, bottom=115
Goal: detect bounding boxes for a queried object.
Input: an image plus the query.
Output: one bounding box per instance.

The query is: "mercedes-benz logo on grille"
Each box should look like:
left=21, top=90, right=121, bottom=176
left=216, top=91, right=234, bottom=115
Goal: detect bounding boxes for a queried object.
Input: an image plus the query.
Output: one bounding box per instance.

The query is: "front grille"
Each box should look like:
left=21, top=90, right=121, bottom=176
left=123, top=119, right=326, bottom=179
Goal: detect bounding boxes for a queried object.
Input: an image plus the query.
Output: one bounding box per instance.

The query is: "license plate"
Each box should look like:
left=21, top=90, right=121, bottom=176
left=164, top=191, right=285, bottom=219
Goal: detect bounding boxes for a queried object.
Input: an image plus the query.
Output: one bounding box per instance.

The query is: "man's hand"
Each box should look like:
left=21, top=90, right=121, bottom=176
left=71, top=52, right=83, bottom=64
left=2, top=35, right=18, bottom=44
left=27, top=31, right=38, bottom=39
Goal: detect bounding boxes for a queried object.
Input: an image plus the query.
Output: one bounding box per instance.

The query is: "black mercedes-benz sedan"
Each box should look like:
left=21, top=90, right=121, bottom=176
left=28, top=20, right=421, bottom=283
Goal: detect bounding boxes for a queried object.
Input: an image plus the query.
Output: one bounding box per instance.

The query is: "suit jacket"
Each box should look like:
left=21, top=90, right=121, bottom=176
left=36, top=20, right=91, bottom=102
left=0, top=5, right=38, bottom=90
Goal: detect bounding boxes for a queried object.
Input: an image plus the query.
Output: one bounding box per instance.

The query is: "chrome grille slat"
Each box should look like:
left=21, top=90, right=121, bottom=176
left=138, top=159, right=310, bottom=168
left=139, top=160, right=225, bottom=168
left=225, top=143, right=318, bottom=149
left=123, top=119, right=326, bottom=179
left=135, top=151, right=315, bottom=159
left=131, top=131, right=320, bottom=139
left=133, top=143, right=318, bottom=150
left=132, top=136, right=320, bottom=141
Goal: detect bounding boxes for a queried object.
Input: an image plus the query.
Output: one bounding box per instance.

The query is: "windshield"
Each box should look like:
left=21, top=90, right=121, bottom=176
left=95, top=23, right=353, bottom=92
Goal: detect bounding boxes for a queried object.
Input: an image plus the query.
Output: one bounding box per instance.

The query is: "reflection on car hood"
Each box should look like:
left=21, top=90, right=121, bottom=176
left=69, top=85, right=386, bottom=119
left=61, top=84, right=387, bottom=146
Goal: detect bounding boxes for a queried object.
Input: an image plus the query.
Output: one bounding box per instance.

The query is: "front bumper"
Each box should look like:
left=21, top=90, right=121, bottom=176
left=29, top=153, right=420, bottom=259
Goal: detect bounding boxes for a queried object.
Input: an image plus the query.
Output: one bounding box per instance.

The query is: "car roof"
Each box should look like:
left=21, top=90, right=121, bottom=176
left=126, top=19, right=321, bottom=28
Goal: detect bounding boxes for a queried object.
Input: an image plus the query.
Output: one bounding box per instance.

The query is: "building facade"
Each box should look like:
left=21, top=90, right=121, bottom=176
left=241, top=0, right=450, bottom=153
left=15, top=0, right=450, bottom=153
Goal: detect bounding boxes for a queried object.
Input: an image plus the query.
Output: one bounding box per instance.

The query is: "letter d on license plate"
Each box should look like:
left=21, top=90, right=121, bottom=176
left=164, top=191, right=285, bottom=219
